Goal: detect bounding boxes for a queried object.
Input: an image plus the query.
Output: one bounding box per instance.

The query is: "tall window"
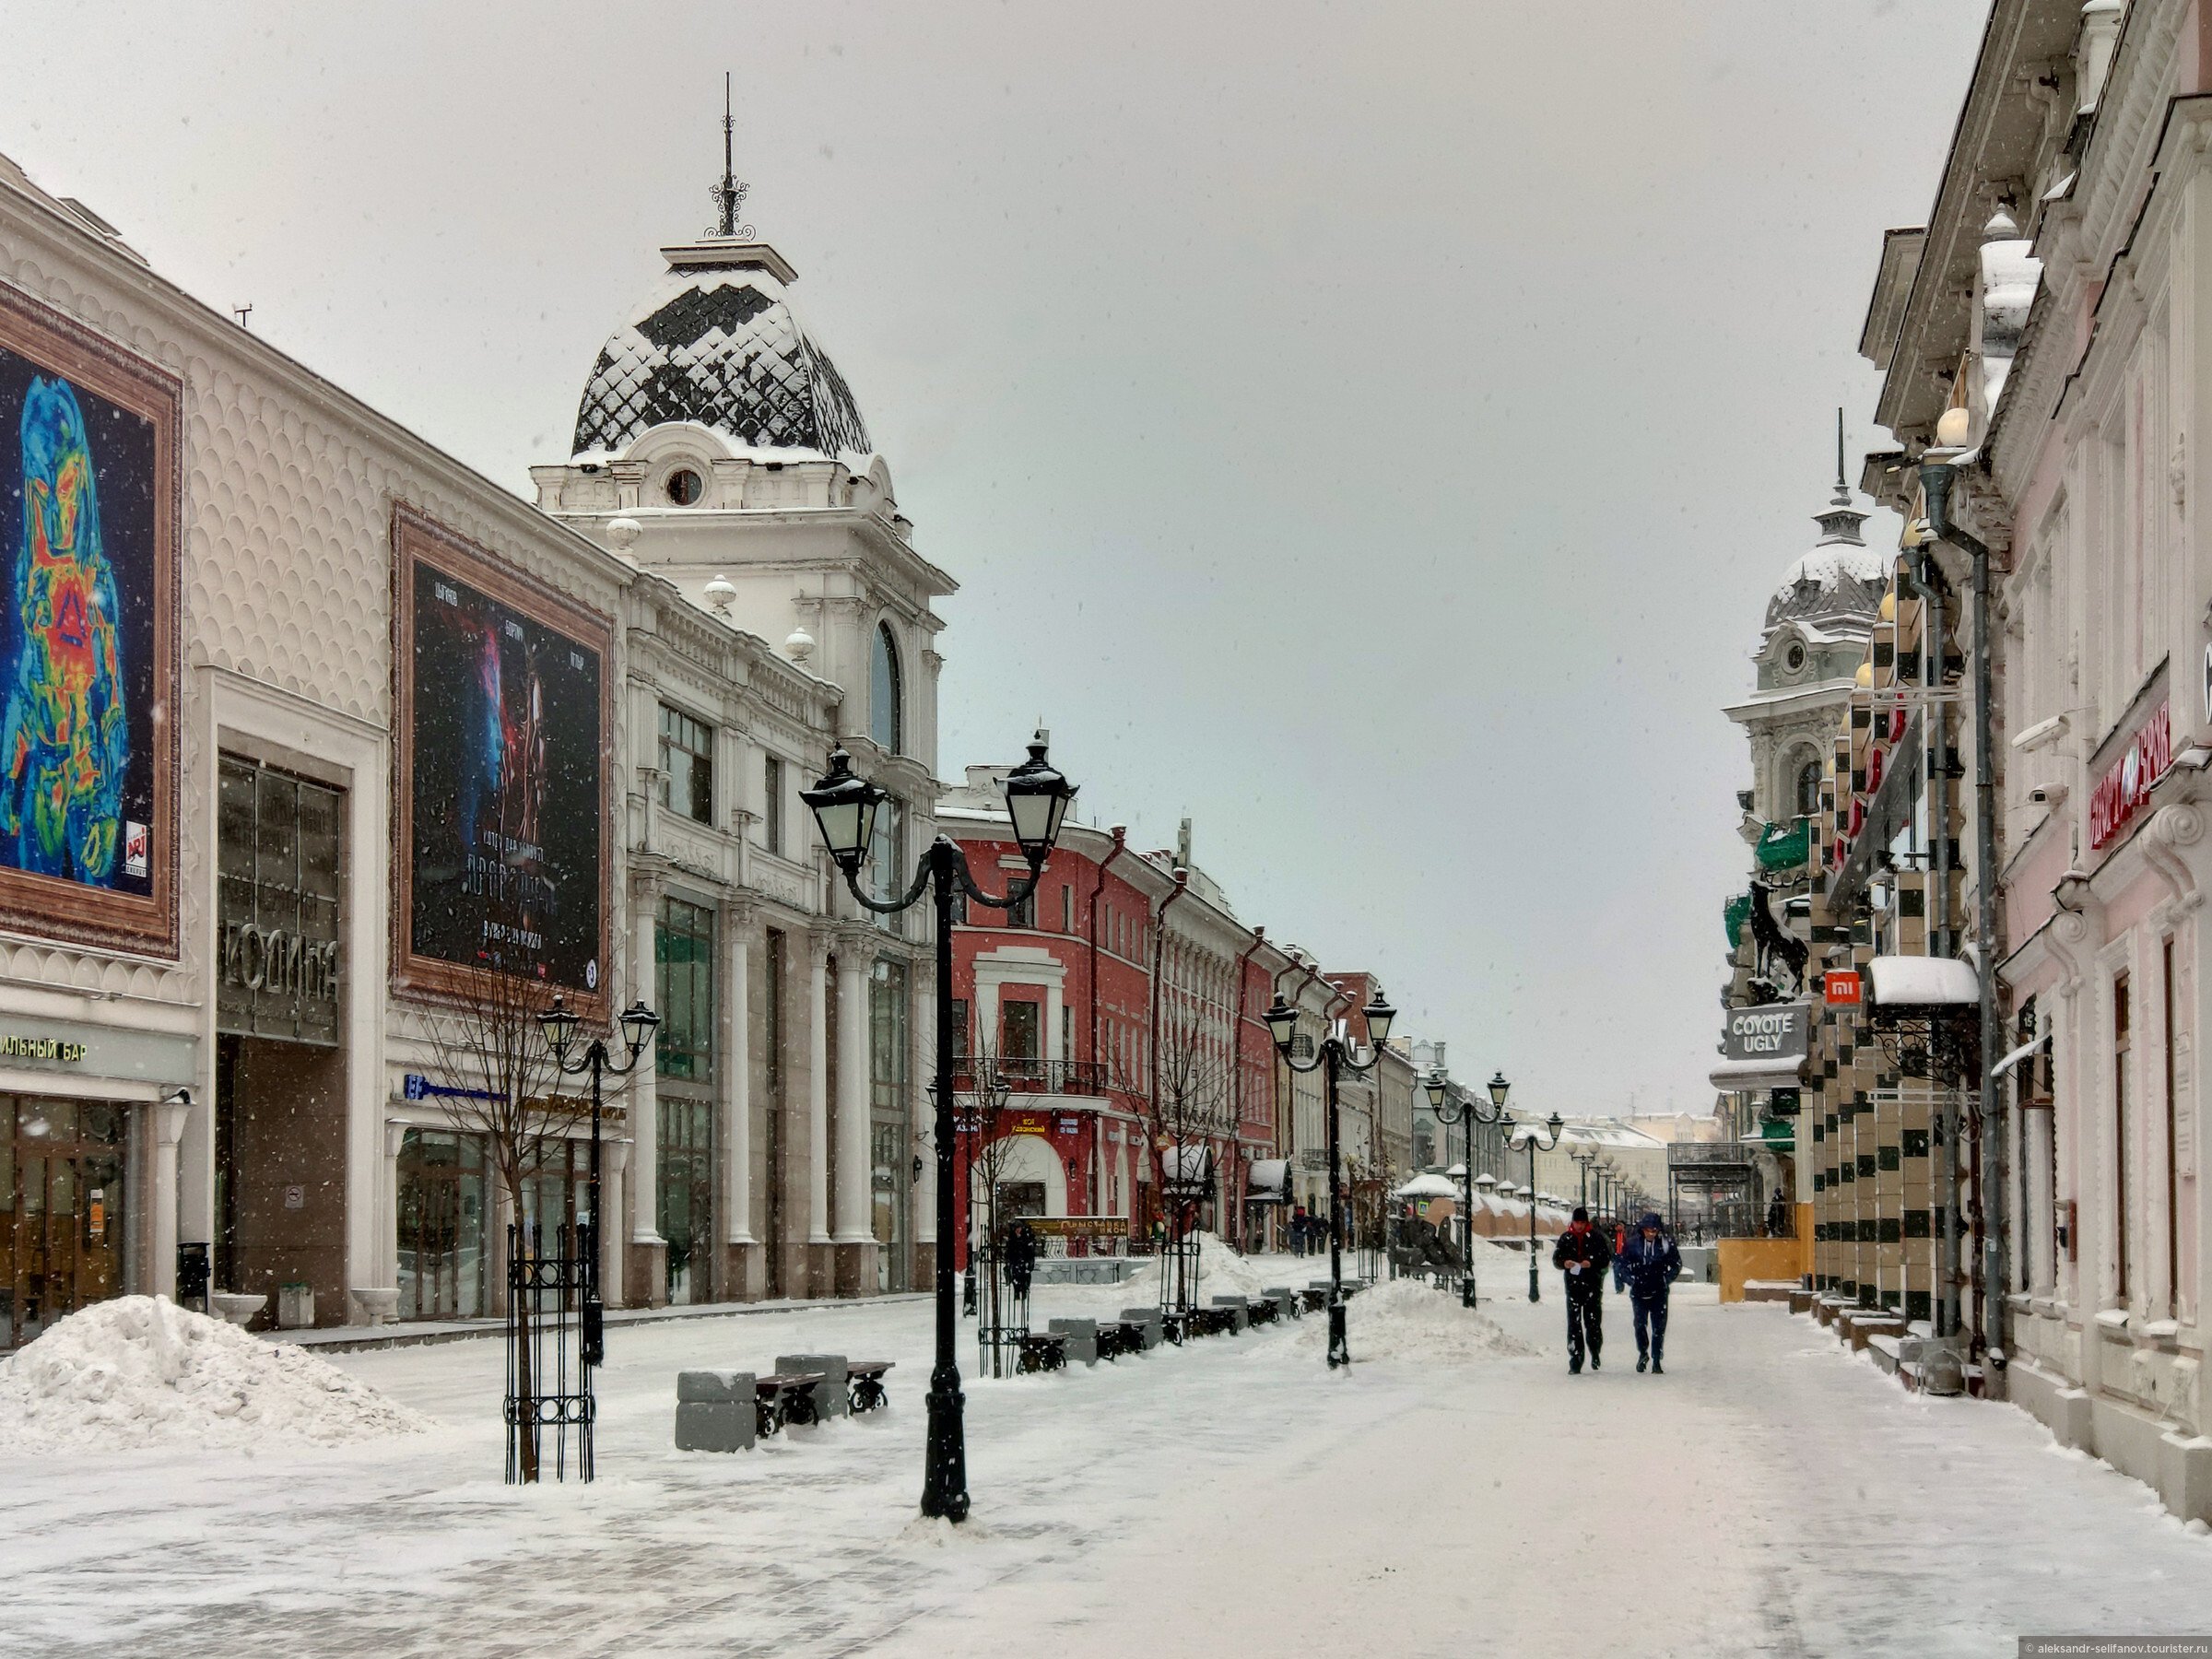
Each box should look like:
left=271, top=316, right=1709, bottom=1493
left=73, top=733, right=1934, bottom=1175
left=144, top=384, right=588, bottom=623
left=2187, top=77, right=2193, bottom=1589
left=950, top=998, right=970, bottom=1065
left=656, top=897, right=716, bottom=1081
left=763, top=754, right=784, bottom=856
left=660, top=705, right=713, bottom=824
left=1795, top=758, right=1822, bottom=819
left=1003, top=998, right=1041, bottom=1077
left=871, top=622, right=903, bottom=754
left=1006, top=885, right=1035, bottom=929
left=2165, top=939, right=2181, bottom=1312
left=2114, top=971, right=2132, bottom=1301
left=1062, top=882, right=1074, bottom=933
left=870, top=797, right=904, bottom=935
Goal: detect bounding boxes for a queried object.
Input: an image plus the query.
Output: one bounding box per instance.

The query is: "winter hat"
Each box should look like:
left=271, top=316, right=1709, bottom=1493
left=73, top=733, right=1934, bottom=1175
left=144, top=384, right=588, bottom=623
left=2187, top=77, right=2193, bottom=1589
left=1571, top=1206, right=1589, bottom=1223
left=1640, top=1212, right=1663, bottom=1230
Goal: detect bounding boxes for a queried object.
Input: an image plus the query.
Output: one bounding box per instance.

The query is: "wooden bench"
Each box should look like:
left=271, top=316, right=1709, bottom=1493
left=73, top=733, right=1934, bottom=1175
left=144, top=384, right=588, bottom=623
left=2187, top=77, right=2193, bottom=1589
left=753, top=1371, right=827, bottom=1437
left=846, top=1359, right=895, bottom=1413
left=1017, top=1332, right=1068, bottom=1373
left=1245, top=1297, right=1279, bottom=1326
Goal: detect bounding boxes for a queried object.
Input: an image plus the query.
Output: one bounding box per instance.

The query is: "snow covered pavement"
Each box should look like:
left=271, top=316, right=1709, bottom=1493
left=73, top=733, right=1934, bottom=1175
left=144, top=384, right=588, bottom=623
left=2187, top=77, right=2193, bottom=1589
left=3, top=1244, right=2209, bottom=1656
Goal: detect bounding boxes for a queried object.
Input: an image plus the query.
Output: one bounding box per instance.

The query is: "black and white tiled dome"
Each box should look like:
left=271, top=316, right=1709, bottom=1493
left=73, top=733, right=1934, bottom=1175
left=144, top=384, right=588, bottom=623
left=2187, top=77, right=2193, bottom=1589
left=571, top=254, right=870, bottom=461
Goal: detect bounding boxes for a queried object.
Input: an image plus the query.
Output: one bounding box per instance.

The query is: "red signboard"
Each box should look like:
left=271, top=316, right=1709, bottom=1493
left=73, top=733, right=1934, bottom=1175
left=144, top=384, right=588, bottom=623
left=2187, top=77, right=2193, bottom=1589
left=2089, top=700, right=2171, bottom=851
left=1823, top=970, right=1862, bottom=1006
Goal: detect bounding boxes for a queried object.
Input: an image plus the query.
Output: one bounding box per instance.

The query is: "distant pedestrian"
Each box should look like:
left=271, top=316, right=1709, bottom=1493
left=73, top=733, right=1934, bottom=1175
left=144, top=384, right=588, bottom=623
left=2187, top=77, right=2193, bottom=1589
left=1003, top=1219, right=1040, bottom=1305
left=1766, top=1189, right=1788, bottom=1239
left=1550, top=1206, right=1612, bottom=1374
left=1616, top=1212, right=1682, bottom=1374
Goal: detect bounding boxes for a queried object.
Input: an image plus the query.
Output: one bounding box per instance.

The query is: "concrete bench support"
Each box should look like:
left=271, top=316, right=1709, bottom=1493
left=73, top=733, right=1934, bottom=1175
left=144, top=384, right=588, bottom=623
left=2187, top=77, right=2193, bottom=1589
left=676, top=1370, right=757, bottom=1453
left=1047, top=1317, right=1100, bottom=1366
left=775, top=1353, right=850, bottom=1420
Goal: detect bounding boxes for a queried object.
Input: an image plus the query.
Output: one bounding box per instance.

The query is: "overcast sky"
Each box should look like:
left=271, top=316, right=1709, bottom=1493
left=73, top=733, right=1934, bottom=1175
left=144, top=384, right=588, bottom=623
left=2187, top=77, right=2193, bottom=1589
left=4, top=1, right=1987, bottom=1118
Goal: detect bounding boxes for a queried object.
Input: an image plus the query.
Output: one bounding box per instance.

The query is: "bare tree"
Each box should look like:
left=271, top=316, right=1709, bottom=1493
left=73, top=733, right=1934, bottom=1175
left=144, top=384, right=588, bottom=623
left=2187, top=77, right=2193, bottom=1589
left=1118, top=1005, right=1234, bottom=1313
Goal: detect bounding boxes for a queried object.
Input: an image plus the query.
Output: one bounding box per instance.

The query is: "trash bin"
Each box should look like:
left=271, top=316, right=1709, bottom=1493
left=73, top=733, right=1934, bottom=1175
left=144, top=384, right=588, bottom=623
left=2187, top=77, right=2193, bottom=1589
left=175, top=1242, right=210, bottom=1314
left=276, top=1282, right=315, bottom=1329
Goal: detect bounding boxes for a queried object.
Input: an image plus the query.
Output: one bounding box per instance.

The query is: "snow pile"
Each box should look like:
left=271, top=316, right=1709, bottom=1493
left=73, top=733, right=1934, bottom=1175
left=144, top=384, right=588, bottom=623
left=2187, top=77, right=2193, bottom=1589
left=1291, top=1278, right=1537, bottom=1365
left=0, top=1295, right=430, bottom=1453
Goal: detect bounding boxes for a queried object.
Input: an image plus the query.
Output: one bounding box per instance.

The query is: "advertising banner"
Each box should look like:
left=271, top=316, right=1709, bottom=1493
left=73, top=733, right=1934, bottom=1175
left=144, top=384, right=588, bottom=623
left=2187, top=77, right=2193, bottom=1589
left=0, top=286, right=179, bottom=956
left=394, top=507, right=611, bottom=1009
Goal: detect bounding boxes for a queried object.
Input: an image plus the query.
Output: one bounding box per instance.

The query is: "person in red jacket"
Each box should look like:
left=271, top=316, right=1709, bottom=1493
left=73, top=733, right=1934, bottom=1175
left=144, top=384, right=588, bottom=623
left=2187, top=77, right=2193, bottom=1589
left=1550, top=1206, right=1613, bottom=1374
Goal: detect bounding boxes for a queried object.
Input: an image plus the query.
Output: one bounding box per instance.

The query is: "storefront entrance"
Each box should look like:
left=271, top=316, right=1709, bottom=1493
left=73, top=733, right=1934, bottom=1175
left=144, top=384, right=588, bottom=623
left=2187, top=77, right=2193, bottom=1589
left=397, top=1128, right=486, bottom=1321
left=659, top=1094, right=713, bottom=1305
left=2, top=1097, right=129, bottom=1349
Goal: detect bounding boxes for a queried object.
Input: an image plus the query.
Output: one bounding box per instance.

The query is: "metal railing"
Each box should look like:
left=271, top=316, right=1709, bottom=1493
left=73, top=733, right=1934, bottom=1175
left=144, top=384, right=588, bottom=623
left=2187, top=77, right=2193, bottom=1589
left=950, top=1056, right=1110, bottom=1096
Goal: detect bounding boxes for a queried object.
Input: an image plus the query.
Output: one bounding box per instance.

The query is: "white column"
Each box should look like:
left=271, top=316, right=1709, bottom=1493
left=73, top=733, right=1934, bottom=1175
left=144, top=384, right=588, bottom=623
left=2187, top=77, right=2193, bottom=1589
left=152, top=1094, right=191, bottom=1299
left=834, top=947, right=874, bottom=1243
left=724, top=906, right=755, bottom=1245
left=603, top=1138, right=630, bottom=1305
left=383, top=1120, right=407, bottom=1295
left=912, top=959, right=938, bottom=1242
left=808, top=932, right=832, bottom=1243
left=629, top=882, right=663, bottom=1245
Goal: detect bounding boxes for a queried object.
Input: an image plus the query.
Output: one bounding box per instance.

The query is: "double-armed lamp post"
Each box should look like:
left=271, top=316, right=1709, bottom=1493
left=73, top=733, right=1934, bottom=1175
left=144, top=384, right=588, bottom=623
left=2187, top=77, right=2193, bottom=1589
left=801, top=731, right=1077, bottom=1524
left=1265, top=986, right=1397, bottom=1368
left=1423, top=1067, right=1511, bottom=1309
left=535, top=995, right=662, bottom=1374
left=1512, top=1109, right=1565, bottom=1302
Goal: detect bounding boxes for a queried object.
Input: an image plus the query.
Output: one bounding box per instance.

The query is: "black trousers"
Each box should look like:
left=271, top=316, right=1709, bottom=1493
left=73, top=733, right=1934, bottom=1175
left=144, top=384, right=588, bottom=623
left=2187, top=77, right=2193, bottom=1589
left=1633, top=1293, right=1669, bottom=1362
left=1566, top=1290, right=1604, bottom=1370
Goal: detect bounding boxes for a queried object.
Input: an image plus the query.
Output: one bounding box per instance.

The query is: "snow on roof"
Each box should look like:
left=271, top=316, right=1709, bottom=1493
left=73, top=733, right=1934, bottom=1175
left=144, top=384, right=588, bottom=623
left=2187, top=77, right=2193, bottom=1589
left=1868, top=956, right=1979, bottom=1006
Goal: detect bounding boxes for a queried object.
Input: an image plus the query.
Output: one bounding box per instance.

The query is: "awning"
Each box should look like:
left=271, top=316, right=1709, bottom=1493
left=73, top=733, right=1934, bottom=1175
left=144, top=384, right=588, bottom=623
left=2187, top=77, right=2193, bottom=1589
left=1709, top=1057, right=1806, bottom=1089
left=1394, top=1172, right=1458, bottom=1199
left=1246, top=1158, right=1291, bottom=1202
left=1992, top=1030, right=2051, bottom=1077
left=1867, top=956, right=1979, bottom=1006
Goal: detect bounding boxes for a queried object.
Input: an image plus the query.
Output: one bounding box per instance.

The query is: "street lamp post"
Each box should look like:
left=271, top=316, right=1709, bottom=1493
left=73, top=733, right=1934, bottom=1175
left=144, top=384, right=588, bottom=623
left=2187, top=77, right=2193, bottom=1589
left=802, top=731, right=1077, bottom=1524
left=1266, top=987, right=1398, bottom=1367
left=536, top=995, right=662, bottom=1378
left=1512, top=1110, right=1564, bottom=1302
left=1424, top=1068, right=1512, bottom=1310
left=1572, top=1149, right=1598, bottom=1212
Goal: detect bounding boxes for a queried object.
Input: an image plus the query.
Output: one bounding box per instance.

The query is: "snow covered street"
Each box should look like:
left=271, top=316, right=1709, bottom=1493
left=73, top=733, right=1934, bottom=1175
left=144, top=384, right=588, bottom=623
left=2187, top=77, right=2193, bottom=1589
left=4, top=1244, right=2210, bottom=1657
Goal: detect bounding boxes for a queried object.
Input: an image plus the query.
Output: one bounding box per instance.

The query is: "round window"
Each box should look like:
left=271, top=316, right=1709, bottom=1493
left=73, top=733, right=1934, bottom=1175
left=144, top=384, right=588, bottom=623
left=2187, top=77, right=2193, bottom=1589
left=1783, top=643, right=1806, bottom=674
left=665, top=468, right=704, bottom=506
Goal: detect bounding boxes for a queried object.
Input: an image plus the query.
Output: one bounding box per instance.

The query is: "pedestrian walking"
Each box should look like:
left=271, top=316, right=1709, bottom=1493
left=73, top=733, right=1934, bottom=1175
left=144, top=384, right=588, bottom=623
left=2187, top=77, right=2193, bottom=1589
left=1550, top=1206, right=1611, bottom=1373
left=1616, top=1211, right=1682, bottom=1374
left=1766, top=1188, right=1788, bottom=1239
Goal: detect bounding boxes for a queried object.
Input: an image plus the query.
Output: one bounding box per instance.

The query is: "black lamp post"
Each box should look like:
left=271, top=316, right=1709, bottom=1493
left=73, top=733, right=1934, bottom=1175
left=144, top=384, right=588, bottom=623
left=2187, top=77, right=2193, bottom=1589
left=1424, top=1067, right=1511, bottom=1309
left=1571, top=1148, right=1598, bottom=1212
left=803, top=731, right=1076, bottom=1524
left=1511, top=1109, right=1564, bottom=1302
left=1266, top=986, right=1397, bottom=1367
left=536, top=994, right=660, bottom=1377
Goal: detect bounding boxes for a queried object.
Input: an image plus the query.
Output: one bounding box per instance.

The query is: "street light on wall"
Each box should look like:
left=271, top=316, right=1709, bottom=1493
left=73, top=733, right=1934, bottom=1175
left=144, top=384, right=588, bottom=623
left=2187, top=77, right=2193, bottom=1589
left=1269, top=987, right=1394, bottom=1366
left=804, top=730, right=1077, bottom=1524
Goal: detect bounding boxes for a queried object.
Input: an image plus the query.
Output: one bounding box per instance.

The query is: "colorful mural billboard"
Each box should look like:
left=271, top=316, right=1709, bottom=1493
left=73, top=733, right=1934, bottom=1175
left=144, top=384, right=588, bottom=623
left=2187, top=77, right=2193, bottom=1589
left=0, top=286, right=178, bottom=957
left=394, top=507, right=609, bottom=1007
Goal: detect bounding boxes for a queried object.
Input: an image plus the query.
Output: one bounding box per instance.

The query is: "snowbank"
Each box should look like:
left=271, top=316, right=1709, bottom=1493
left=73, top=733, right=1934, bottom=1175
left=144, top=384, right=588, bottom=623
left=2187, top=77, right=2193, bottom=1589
left=1292, top=1277, right=1537, bottom=1364
left=0, top=1295, right=431, bottom=1453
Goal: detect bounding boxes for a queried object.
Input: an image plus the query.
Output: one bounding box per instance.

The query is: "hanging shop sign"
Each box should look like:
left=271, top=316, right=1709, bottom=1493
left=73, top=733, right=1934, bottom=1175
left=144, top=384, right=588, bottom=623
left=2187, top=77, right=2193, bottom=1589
left=1723, top=1003, right=1808, bottom=1064
left=2088, top=698, right=2171, bottom=852
left=1823, top=970, right=1863, bottom=1006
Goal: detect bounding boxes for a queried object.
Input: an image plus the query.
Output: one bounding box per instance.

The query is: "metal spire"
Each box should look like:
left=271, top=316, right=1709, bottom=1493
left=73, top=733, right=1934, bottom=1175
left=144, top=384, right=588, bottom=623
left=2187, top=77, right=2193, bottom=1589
left=710, top=74, right=754, bottom=240
left=1832, top=406, right=1851, bottom=507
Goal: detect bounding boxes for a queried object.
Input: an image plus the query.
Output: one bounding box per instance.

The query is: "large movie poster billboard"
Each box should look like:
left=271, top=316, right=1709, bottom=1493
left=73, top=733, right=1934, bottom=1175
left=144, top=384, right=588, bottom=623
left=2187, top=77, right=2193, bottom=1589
left=0, top=285, right=179, bottom=957
left=394, top=507, right=609, bottom=1009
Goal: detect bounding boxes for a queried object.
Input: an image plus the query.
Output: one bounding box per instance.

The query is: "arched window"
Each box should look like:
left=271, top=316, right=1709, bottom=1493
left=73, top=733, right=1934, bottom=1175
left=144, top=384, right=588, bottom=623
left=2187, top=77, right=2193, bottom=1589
left=1794, top=757, right=1822, bottom=818
left=870, top=622, right=903, bottom=754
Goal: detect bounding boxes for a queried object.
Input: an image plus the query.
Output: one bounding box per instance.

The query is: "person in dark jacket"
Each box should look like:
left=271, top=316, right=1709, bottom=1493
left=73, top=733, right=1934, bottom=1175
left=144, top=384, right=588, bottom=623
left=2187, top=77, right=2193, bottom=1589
left=1615, top=1212, right=1682, bottom=1373
left=1003, top=1219, right=1041, bottom=1307
left=1550, top=1206, right=1612, bottom=1373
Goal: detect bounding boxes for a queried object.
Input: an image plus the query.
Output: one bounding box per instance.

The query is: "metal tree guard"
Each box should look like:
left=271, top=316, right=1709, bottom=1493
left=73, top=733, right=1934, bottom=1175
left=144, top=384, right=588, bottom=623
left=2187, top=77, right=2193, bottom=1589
left=803, top=732, right=1077, bottom=1524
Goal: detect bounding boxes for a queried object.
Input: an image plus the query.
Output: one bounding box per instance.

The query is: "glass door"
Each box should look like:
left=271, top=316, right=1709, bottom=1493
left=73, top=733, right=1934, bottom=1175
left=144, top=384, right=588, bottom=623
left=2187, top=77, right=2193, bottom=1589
left=397, top=1129, right=486, bottom=1321
left=5, top=1097, right=129, bottom=1350
left=658, top=1094, right=714, bottom=1305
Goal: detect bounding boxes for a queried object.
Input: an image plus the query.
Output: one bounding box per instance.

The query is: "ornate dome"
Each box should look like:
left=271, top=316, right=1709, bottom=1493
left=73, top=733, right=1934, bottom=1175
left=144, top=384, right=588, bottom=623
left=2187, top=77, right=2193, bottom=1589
left=1763, top=483, right=1885, bottom=636
left=571, top=241, right=871, bottom=462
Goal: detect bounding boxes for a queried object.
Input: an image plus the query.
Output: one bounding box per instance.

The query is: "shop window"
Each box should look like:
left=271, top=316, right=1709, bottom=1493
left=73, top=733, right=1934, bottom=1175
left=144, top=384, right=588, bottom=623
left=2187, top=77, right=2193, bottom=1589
left=659, top=705, right=713, bottom=824
left=656, top=897, right=716, bottom=1081
left=216, top=755, right=344, bottom=1047
left=660, top=1094, right=714, bottom=1304
left=397, top=1129, right=486, bottom=1322
left=870, top=959, right=912, bottom=1292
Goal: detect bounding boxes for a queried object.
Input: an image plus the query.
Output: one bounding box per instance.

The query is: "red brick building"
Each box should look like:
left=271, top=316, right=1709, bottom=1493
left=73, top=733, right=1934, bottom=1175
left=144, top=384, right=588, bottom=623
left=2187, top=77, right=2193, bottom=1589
left=939, top=767, right=1295, bottom=1265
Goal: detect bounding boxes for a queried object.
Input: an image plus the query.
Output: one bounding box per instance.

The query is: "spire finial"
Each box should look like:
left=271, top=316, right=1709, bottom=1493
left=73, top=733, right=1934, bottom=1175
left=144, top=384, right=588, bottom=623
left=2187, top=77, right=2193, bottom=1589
left=1831, top=406, right=1851, bottom=507
left=710, top=74, right=755, bottom=240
